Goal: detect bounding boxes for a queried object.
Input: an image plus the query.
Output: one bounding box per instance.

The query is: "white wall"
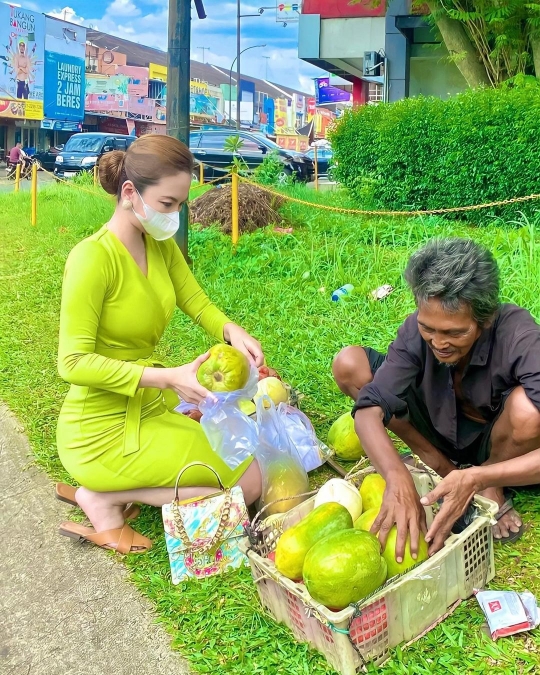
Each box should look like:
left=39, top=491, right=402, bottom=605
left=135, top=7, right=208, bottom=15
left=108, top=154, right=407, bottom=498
left=320, top=17, right=385, bottom=60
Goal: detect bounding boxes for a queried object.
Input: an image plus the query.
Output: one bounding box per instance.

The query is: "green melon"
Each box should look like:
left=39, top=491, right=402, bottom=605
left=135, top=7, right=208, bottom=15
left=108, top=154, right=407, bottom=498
left=303, top=529, right=387, bottom=610
left=327, top=412, right=365, bottom=461
left=275, top=502, right=353, bottom=581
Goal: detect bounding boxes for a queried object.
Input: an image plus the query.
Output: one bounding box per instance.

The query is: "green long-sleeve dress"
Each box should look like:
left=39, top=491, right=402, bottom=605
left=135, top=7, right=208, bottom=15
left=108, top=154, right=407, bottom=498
left=56, top=225, right=253, bottom=492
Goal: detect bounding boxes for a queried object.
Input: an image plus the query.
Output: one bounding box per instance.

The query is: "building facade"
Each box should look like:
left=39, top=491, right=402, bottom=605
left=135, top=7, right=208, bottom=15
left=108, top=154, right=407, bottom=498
left=298, top=0, right=467, bottom=104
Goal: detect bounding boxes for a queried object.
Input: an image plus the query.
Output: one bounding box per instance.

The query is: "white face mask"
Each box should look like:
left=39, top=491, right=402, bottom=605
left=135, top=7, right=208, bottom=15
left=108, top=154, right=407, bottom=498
left=132, top=191, right=180, bottom=241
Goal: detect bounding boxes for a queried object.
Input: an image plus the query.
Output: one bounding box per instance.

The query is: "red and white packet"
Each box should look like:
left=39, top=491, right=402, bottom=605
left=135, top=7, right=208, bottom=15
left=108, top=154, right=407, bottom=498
left=474, top=589, right=540, bottom=640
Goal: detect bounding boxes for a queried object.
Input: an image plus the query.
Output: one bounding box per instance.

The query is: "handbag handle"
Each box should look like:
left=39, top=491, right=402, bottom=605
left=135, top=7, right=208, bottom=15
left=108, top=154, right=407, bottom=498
left=173, top=461, right=225, bottom=501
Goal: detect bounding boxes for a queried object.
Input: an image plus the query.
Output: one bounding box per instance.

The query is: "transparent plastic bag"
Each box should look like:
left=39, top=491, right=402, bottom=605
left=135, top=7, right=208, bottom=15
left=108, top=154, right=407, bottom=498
left=256, top=396, right=309, bottom=517
left=277, top=403, right=331, bottom=472
left=197, top=366, right=260, bottom=469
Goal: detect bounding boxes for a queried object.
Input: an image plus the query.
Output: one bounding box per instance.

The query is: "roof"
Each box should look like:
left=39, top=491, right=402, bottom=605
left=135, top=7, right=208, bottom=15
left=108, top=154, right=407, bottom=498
left=85, top=29, right=312, bottom=100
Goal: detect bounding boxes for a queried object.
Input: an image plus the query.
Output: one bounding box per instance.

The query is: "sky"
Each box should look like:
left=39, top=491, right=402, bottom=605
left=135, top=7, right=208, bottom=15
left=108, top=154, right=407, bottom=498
left=33, top=0, right=326, bottom=93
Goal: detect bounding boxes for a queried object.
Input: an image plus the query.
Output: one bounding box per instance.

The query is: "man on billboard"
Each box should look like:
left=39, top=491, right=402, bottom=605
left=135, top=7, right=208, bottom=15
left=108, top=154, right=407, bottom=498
left=14, top=41, right=30, bottom=99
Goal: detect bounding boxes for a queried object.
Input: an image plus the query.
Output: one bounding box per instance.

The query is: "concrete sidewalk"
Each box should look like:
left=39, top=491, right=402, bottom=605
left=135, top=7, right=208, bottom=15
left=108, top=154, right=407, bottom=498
left=0, top=405, right=189, bottom=675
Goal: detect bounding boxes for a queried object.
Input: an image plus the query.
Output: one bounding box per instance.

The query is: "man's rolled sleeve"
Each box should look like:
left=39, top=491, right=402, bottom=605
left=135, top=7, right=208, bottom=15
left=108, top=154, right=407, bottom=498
left=352, top=314, right=423, bottom=426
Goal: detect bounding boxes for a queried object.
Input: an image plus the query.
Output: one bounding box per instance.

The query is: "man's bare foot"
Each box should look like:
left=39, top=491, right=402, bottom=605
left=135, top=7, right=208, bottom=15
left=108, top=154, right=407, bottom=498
left=75, top=488, right=145, bottom=551
left=479, top=486, right=522, bottom=541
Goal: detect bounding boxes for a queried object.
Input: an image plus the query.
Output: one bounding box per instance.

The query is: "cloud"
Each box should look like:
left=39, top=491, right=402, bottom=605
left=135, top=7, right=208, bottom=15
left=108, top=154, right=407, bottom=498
left=46, top=6, right=86, bottom=24
left=107, top=0, right=141, bottom=17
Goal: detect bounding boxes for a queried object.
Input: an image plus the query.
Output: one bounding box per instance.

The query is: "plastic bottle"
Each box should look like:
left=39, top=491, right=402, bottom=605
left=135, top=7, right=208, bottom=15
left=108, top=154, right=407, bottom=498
left=331, top=284, right=354, bottom=302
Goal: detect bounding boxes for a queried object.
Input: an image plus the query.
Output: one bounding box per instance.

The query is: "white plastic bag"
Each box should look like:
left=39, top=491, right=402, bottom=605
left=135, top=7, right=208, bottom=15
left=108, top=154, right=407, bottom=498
left=277, top=403, right=331, bottom=472
left=197, top=366, right=260, bottom=469
left=256, top=396, right=309, bottom=516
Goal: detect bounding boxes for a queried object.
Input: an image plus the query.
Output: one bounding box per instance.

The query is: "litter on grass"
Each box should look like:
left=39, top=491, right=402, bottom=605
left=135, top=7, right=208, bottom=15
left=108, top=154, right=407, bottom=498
left=475, top=589, right=540, bottom=640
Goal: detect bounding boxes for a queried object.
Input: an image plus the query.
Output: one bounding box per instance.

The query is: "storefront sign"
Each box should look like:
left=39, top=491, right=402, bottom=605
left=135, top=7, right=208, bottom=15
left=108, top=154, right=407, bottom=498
left=277, top=3, right=300, bottom=22
left=0, top=4, right=44, bottom=119
left=315, top=77, right=351, bottom=104
left=41, top=118, right=82, bottom=131
left=116, top=66, right=149, bottom=97
left=0, top=98, right=42, bottom=119
left=98, top=117, right=128, bottom=134
left=276, top=134, right=309, bottom=152
left=149, top=62, right=167, bottom=81
left=302, top=0, right=385, bottom=19
left=86, top=74, right=129, bottom=96
left=44, top=52, right=84, bottom=121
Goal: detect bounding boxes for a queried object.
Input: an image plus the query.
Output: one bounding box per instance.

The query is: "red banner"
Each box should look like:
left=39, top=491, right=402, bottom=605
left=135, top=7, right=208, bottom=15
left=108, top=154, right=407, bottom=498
left=302, top=0, right=385, bottom=19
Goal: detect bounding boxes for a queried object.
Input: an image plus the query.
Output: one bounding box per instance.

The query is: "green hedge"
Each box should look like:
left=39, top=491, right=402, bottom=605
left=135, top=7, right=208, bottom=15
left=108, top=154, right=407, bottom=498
left=328, top=87, right=540, bottom=221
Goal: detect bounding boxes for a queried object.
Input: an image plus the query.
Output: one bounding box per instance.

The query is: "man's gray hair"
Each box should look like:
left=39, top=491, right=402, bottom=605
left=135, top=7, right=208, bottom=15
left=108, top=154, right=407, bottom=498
left=404, top=238, right=500, bottom=326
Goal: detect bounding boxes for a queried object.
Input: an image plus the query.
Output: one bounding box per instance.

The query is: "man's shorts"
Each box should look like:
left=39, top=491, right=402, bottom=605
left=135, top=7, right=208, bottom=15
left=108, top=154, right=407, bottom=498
left=364, top=347, right=510, bottom=466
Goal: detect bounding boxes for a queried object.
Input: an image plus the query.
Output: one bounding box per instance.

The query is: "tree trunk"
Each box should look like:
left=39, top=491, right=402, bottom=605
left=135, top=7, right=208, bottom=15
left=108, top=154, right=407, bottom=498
left=426, top=1, right=491, bottom=88
left=531, top=36, right=540, bottom=78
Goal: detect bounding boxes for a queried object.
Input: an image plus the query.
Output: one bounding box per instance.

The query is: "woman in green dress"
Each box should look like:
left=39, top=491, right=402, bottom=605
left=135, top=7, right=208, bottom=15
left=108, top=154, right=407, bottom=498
left=56, top=134, right=263, bottom=553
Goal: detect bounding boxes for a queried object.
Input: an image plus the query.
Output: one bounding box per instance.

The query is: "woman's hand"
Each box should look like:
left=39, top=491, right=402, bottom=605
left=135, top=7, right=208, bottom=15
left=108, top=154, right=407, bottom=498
left=223, top=323, right=264, bottom=367
left=166, top=352, right=216, bottom=405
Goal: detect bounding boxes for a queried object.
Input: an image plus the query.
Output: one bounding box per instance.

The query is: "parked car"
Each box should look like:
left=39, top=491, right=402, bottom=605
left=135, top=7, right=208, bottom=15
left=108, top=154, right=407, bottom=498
left=33, top=145, right=63, bottom=172
left=54, top=133, right=136, bottom=179
left=305, top=147, right=334, bottom=177
left=189, top=130, right=315, bottom=183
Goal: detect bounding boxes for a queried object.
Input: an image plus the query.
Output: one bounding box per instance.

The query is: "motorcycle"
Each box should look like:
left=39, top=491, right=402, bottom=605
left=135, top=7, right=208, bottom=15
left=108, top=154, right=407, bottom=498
left=6, top=156, right=35, bottom=181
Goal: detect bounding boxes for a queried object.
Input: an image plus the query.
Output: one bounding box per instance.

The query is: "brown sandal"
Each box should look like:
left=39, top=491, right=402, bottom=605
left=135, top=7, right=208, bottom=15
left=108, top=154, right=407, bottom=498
left=58, top=521, right=152, bottom=554
left=55, top=483, right=140, bottom=521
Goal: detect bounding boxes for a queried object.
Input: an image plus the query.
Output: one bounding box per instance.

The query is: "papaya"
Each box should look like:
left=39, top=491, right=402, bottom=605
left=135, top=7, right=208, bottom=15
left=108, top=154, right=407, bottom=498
left=274, top=502, right=353, bottom=580
left=354, top=506, right=429, bottom=579
left=303, top=529, right=387, bottom=610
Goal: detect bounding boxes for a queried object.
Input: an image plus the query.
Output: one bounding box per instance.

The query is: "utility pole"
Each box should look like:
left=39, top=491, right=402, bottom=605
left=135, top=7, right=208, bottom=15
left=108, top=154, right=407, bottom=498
left=236, top=0, right=241, bottom=130
left=262, top=55, right=270, bottom=80
left=198, top=46, right=210, bottom=63
left=167, top=0, right=191, bottom=260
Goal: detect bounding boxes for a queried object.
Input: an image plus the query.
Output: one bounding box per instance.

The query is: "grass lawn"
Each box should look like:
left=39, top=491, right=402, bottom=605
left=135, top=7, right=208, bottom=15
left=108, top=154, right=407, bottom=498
left=2, top=180, right=540, bottom=675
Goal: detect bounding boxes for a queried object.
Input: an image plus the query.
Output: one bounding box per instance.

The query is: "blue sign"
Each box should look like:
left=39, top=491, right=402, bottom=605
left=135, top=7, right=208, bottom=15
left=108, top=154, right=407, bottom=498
left=44, top=51, right=85, bottom=121
left=315, top=77, right=351, bottom=104
left=41, top=119, right=82, bottom=132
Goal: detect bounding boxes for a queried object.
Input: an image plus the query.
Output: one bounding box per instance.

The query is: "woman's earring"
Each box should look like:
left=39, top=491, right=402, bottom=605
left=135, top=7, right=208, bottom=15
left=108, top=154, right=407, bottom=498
left=121, top=199, right=132, bottom=210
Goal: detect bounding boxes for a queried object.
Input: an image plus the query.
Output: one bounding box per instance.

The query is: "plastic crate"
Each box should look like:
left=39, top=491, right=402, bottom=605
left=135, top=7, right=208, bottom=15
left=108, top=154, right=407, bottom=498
left=242, top=461, right=498, bottom=674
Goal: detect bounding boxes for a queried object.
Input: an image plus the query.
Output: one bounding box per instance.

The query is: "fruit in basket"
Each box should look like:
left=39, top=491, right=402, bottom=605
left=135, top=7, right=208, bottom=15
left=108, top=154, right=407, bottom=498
left=327, top=412, right=365, bottom=461
left=254, top=377, right=289, bottom=408
left=383, top=527, right=429, bottom=579
left=353, top=507, right=429, bottom=579
left=262, top=456, right=309, bottom=517
left=359, top=473, right=386, bottom=512
left=274, top=503, right=353, bottom=580
left=354, top=507, right=380, bottom=532
left=303, top=530, right=387, bottom=610
left=314, top=479, right=363, bottom=521
left=197, top=344, right=250, bottom=392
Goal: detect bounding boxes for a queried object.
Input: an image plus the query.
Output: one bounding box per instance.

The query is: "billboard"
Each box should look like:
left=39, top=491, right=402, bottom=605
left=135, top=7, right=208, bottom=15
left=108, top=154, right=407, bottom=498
left=302, top=0, right=385, bottom=19
left=315, top=77, right=351, bottom=104
left=116, top=66, right=149, bottom=97
left=86, top=74, right=129, bottom=95
left=0, top=4, right=45, bottom=119
left=44, top=17, right=86, bottom=122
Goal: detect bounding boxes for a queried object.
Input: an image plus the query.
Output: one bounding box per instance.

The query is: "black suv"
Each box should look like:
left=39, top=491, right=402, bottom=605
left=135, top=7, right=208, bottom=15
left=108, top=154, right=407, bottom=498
left=54, top=132, right=136, bottom=179
left=190, top=130, right=314, bottom=182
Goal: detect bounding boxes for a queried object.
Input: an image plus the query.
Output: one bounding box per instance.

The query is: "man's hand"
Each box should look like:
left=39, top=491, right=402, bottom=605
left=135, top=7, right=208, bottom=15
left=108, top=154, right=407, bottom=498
left=420, top=468, right=479, bottom=555
left=370, top=470, right=427, bottom=562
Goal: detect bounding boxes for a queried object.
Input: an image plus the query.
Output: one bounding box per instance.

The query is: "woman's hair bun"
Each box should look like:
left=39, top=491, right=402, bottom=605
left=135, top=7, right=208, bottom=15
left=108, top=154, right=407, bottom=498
left=99, top=150, right=126, bottom=195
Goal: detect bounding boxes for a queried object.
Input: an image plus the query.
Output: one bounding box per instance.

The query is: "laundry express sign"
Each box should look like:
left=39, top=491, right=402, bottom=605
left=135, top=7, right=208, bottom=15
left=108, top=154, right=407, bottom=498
left=44, top=52, right=84, bottom=120
left=44, top=16, right=86, bottom=122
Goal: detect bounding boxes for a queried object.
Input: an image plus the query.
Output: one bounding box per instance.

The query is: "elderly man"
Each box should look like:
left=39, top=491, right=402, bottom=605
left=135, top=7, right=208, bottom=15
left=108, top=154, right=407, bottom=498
left=333, top=238, right=540, bottom=559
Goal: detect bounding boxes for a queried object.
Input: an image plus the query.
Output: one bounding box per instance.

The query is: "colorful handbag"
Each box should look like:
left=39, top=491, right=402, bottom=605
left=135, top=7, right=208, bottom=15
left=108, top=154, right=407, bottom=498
left=162, top=462, right=249, bottom=584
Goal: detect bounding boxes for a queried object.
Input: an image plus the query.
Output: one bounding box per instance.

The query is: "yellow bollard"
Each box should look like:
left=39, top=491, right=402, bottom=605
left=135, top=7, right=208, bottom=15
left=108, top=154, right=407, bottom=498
left=31, top=161, right=38, bottom=226
left=199, top=161, right=204, bottom=186
left=314, top=145, right=319, bottom=192
left=231, top=171, right=239, bottom=246
left=93, top=163, right=98, bottom=186
left=14, top=163, right=21, bottom=192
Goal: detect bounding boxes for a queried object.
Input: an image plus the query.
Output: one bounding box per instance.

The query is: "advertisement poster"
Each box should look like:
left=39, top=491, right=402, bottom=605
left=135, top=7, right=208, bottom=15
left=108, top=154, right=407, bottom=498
left=44, top=17, right=86, bottom=122
left=0, top=4, right=45, bottom=118
left=86, top=74, right=129, bottom=95
left=44, top=51, right=84, bottom=121
left=116, top=65, right=149, bottom=97
left=315, top=77, right=351, bottom=104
